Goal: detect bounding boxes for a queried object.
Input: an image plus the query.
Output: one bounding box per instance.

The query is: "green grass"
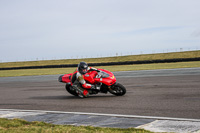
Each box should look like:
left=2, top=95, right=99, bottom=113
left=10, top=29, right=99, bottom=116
left=0, top=50, right=200, bottom=68
left=0, top=50, right=200, bottom=77
left=0, top=61, right=200, bottom=77
left=0, top=118, right=152, bottom=133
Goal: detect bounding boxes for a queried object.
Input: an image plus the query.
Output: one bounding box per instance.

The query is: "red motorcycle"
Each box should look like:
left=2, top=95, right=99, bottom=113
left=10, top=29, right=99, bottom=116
left=58, top=68, right=126, bottom=97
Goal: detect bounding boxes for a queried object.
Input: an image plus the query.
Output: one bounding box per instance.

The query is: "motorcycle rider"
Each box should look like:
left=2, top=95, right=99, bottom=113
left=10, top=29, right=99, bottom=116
left=71, top=61, right=100, bottom=98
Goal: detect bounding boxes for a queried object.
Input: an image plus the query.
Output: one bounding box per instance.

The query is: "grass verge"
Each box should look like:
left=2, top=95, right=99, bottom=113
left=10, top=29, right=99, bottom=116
left=0, top=61, right=200, bottom=77
left=0, top=118, right=152, bottom=133
left=0, top=50, right=200, bottom=68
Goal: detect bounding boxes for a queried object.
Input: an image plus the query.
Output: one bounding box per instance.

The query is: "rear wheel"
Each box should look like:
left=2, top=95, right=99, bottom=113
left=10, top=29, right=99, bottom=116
left=109, top=83, right=126, bottom=96
left=65, top=84, right=78, bottom=96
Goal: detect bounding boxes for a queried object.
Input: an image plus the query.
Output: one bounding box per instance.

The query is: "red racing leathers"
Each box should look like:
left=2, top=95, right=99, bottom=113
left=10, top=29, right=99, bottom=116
left=70, top=67, right=99, bottom=97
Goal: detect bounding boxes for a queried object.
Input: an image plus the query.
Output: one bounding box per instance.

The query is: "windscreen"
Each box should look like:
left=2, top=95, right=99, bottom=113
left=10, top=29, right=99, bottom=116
left=98, top=71, right=109, bottom=78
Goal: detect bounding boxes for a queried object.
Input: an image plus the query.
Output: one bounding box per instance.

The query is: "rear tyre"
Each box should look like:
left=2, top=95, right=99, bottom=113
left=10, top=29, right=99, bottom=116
left=65, top=84, right=78, bottom=96
left=109, top=83, right=126, bottom=96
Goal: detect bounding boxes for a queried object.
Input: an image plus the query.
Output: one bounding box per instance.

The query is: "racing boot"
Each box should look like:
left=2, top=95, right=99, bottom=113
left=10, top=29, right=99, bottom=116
left=75, top=85, right=89, bottom=98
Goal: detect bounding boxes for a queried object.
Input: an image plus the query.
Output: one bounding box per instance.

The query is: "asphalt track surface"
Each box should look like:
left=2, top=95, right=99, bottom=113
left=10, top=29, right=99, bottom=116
left=0, top=67, right=200, bottom=119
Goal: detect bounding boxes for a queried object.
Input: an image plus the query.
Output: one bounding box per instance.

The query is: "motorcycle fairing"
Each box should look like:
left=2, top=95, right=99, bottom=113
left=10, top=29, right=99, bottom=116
left=59, top=68, right=116, bottom=86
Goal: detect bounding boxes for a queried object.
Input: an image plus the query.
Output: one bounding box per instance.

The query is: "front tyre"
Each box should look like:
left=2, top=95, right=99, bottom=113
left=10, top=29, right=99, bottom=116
left=109, top=83, right=126, bottom=96
left=65, top=84, right=78, bottom=96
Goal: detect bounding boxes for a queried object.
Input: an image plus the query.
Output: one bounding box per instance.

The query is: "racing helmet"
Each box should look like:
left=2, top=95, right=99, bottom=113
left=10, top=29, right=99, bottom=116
left=78, top=62, right=88, bottom=74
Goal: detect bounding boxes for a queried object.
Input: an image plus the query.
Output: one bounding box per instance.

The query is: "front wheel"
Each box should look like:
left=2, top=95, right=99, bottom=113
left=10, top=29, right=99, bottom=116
left=108, top=83, right=126, bottom=96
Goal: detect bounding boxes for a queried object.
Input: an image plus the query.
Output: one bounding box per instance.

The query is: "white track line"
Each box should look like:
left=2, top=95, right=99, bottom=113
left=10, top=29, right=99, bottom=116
left=0, top=109, right=200, bottom=122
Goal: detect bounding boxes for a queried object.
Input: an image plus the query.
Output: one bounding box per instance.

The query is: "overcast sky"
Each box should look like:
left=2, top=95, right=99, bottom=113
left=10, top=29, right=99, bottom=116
left=0, top=0, right=200, bottom=62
